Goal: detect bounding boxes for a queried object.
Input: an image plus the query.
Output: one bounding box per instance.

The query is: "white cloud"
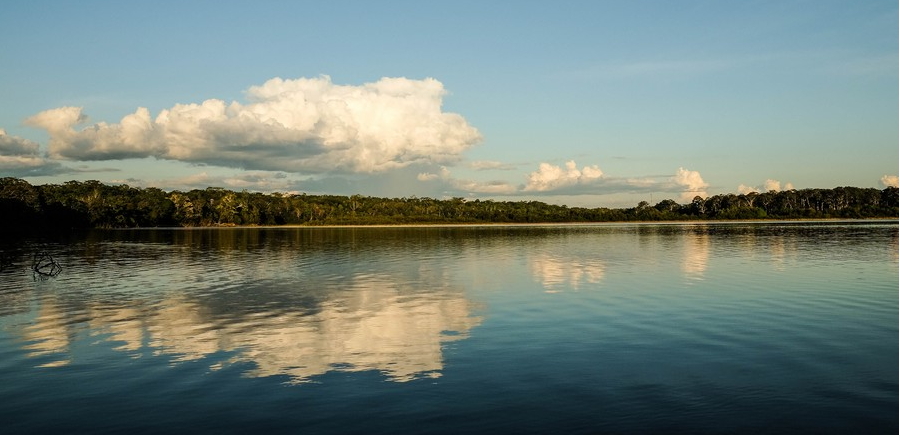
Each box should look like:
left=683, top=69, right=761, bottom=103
left=417, top=172, right=441, bottom=181
left=881, top=175, right=899, bottom=188
left=0, top=128, right=68, bottom=176
left=25, top=107, right=162, bottom=160
left=417, top=166, right=450, bottom=182
left=523, top=160, right=603, bottom=192
left=737, top=184, right=757, bottom=195
left=737, top=179, right=794, bottom=195
left=671, top=167, right=708, bottom=201
left=24, top=76, right=482, bottom=174
left=763, top=179, right=781, bottom=192
left=419, top=160, right=708, bottom=201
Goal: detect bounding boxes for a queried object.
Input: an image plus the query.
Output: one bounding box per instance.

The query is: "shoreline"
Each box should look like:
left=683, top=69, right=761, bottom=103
left=110, top=217, right=898, bottom=230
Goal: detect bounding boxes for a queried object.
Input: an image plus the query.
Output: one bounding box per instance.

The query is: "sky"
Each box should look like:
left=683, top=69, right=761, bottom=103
left=1, top=0, right=897, bottom=207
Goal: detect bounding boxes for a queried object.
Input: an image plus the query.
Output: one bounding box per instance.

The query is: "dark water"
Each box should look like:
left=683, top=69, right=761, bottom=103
left=0, top=222, right=896, bottom=434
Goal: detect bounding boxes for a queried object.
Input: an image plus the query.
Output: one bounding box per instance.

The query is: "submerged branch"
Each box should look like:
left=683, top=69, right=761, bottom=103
left=32, top=251, right=62, bottom=277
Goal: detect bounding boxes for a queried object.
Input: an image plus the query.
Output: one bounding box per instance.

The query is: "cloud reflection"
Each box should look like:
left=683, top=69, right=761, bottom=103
left=21, top=296, right=71, bottom=367
left=681, top=232, right=710, bottom=279
left=232, top=281, right=477, bottom=382
left=530, top=254, right=605, bottom=292
left=21, top=272, right=480, bottom=383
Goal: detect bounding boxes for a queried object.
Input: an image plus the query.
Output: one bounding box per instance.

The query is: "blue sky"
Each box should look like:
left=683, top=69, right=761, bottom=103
left=1, top=0, right=896, bottom=207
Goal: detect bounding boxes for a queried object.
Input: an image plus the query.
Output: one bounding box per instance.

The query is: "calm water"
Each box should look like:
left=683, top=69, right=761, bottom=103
left=0, top=222, right=896, bottom=434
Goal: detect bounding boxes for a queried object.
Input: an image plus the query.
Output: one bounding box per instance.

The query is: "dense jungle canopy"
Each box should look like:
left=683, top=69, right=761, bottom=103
left=0, top=177, right=896, bottom=229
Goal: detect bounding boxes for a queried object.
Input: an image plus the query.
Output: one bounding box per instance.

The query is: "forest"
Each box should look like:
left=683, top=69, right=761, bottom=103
left=0, top=177, right=897, bottom=229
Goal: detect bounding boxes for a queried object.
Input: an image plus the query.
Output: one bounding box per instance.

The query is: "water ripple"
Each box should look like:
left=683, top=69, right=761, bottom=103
left=0, top=222, right=895, bottom=433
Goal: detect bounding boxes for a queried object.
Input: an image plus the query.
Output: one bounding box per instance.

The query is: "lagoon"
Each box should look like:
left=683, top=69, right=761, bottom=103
left=0, top=222, right=896, bottom=434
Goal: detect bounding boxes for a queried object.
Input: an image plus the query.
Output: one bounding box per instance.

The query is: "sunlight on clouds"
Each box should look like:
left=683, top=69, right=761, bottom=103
left=672, top=167, right=709, bottom=201
left=764, top=179, right=782, bottom=192
left=524, top=160, right=603, bottom=192
left=880, top=175, right=898, bottom=188
left=26, top=107, right=164, bottom=160
left=420, top=161, right=713, bottom=202
left=23, top=76, right=481, bottom=174
left=738, top=179, right=795, bottom=194
left=737, top=184, right=755, bottom=194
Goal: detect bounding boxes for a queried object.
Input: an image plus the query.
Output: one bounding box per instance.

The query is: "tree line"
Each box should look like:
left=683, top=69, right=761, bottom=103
left=0, top=177, right=896, bottom=229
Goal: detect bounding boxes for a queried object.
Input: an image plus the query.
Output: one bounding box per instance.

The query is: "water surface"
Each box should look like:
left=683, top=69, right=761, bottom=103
left=1, top=222, right=896, bottom=434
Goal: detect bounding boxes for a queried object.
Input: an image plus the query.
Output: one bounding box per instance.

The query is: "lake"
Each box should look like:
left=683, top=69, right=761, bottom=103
left=0, top=222, right=896, bottom=434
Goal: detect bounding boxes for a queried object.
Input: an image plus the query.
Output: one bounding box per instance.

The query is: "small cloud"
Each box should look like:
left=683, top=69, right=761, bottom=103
left=523, top=160, right=604, bottom=192
left=881, top=175, right=899, bottom=188
left=417, top=167, right=451, bottom=182
left=671, top=167, right=709, bottom=201
left=737, top=184, right=758, bottom=195
left=469, top=160, right=518, bottom=171
left=763, top=179, right=781, bottom=192
left=737, top=179, right=794, bottom=195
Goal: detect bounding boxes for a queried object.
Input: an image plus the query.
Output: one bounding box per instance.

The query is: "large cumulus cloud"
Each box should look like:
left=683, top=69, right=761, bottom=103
left=24, top=76, right=482, bottom=174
